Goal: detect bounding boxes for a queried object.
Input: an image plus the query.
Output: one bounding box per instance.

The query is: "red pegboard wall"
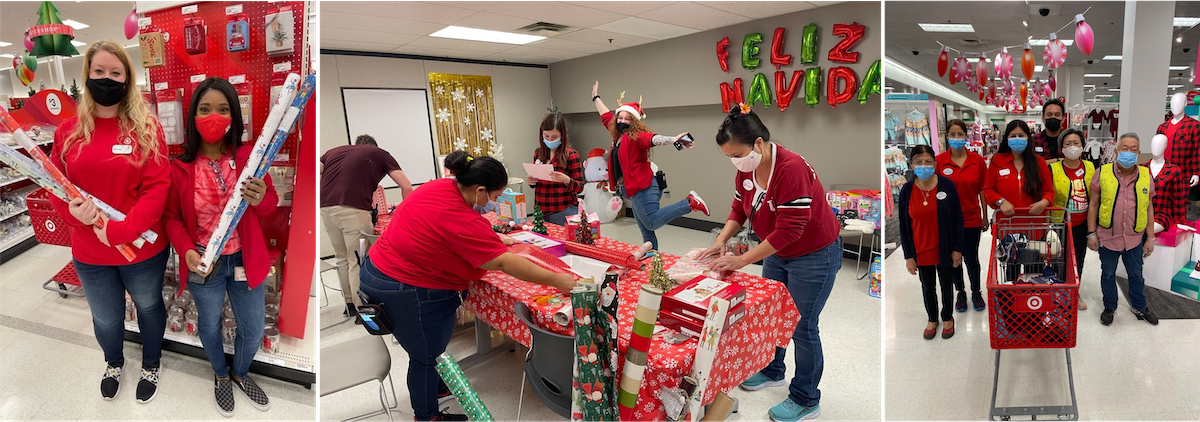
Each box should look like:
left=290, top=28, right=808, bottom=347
left=142, top=1, right=306, bottom=162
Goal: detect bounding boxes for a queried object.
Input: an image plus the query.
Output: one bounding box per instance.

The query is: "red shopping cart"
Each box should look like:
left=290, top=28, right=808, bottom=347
left=986, top=207, right=1079, bottom=420
left=26, top=189, right=84, bottom=298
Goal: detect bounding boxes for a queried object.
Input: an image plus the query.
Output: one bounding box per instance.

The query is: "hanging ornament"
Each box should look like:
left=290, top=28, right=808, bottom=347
left=988, top=79, right=997, bottom=102
left=1043, top=33, right=1067, bottom=69
left=1042, top=79, right=1053, bottom=98
left=1021, top=42, right=1035, bottom=81
left=742, top=33, right=763, bottom=70
left=769, top=28, right=792, bottom=69
left=980, top=90, right=986, bottom=101
left=1002, top=78, right=1014, bottom=96
left=827, top=66, right=857, bottom=108
left=11, top=56, right=20, bottom=71
left=950, top=53, right=969, bottom=85
left=804, top=67, right=821, bottom=108
left=976, top=52, right=990, bottom=87
left=937, top=45, right=949, bottom=77
left=1048, top=70, right=1057, bottom=91
left=995, top=47, right=1014, bottom=79
left=1075, top=14, right=1094, bottom=55
left=966, top=71, right=981, bottom=94
left=24, top=28, right=34, bottom=52
left=858, top=59, right=881, bottom=105
left=124, top=6, right=139, bottom=40
left=29, top=1, right=82, bottom=57
left=1020, top=78, right=1028, bottom=109
left=17, top=62, right=35, bottom=86
left=717, top=37, right=731, bottom=72
left=23, top=54, right=37, bottom=72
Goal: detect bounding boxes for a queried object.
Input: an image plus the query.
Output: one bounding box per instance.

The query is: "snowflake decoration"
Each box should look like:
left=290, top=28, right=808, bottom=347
left=464, top=116, right=472, bottom=127
left=453, top=137, right=468, bottom=151
left=489, top=141, right=504, bottom=160
left=435, top=86, right=445, bottom=95
left=480, top=127, right=494, bottom=142
left=473, top=145, right=482, bottom=155
left=451, top=88, right=466, bottom=102
left=435, top=108, right=451, bottom=124
left=467, top=103, right=476, bottom=112
left=476, top=89, right=485, bottom=98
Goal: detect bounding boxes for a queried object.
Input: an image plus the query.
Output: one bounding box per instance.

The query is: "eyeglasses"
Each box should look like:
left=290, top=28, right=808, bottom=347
left=208, top=160, right=226, bottom=192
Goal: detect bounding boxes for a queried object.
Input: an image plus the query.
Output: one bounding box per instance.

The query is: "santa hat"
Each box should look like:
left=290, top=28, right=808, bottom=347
left=587, top=148, right=606, bottom=160
left=614, top=102, right=647, bottom=120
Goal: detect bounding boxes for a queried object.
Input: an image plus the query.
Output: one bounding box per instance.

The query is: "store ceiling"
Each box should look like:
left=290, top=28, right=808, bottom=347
left=0, top=1, right=140, bottom=66
left=320, top=1, right=840, bottom=64
left=886, top=1, right=1200, bottom=107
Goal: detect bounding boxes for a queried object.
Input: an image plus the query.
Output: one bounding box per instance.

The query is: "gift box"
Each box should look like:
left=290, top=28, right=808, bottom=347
left=184, top=17, right=207, bottom=55
left=138, top=31, right=165, bottom=68
left=659, top=303, right=746, bottom=338
left=226, top=15, right=250, bottom=52
left=508, top=231, right=566, bottom=257
left=661, top=276, right=747, bottom=322
left=1155, top=225, right=1189, bottom=248
left=565, top=212, right=600, bottom=239
left=496, top=188, right=527, bottom=224
left=264, top=9, right=295, bottom=57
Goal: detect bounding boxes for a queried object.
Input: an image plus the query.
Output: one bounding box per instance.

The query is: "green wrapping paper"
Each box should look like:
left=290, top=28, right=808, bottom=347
left=619, top=285, right=664, bottom=420
left=571, top=284, right=617, bottom=421
left=435, top=352, right=495, bottom=421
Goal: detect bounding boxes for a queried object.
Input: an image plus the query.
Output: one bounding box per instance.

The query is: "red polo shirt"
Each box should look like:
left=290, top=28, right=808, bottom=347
left=369, top=178, right=507, bottom=291
left=936, top=151, right=987, bottom=228
left=983, top=152, right=1056, bottom=213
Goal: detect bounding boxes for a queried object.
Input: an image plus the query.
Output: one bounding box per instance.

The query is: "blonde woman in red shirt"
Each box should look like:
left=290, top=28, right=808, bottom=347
left=48, top=40, right=169, bottom=403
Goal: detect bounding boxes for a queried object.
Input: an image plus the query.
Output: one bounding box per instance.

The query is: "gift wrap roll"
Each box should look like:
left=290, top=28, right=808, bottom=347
left=618, top=285, right=663, bottom=421
left=435, top=351, right=495, bottom=422
left=554, top=303, right=573, bottom=326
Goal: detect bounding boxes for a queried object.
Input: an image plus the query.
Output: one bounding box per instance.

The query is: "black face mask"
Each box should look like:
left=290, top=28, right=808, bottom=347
left=86, top=78, right=127, bottom=107
left=616, top=122, right=630, bottom=133
left=1045, top=118, right=1061, bottom=132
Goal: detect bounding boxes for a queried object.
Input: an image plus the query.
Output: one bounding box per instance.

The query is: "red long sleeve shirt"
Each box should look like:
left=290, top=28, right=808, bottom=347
left=48, top=116, right=170, bottom=265
left=728, top=143, right=839, bottom=259
left=983, top=152, right=1055, bottom=213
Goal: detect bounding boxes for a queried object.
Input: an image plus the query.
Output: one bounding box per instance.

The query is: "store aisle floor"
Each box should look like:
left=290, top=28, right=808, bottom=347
left=0, top=245, right=317, bottom=421
left=884, top=222, right=1200, bottom=421
left=320, top=216, right=881, bottom=421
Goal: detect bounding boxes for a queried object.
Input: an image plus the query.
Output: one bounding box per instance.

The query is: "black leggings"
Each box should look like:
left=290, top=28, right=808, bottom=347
left=918, top=265, right=956, bottom=322
left=1070, top=222, right=1088, bottom=281
left=954, top=227, right=984, bottom=294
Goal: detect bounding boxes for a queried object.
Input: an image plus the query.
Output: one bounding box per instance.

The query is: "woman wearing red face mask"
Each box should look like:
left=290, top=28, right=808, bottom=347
left=163, top=77, right=277, bottom=416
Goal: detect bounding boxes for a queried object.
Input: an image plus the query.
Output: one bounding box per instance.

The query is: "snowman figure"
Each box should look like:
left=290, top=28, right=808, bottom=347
left=582, top=148, right=623, bottom=223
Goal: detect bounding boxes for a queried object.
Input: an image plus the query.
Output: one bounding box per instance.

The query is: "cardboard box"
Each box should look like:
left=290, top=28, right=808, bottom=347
left=497, top=189, right=527, bottom=224
left=138, top=32, right=165, bottom=68
left=565, top=212, right=601, bottom=239
left=264, top=9, right=294, bottom=57
left=661, top=276, right=748, bottom=322
left=660, top=303, right=747, bottom=338
left=508, top=231, right=566, bottom=257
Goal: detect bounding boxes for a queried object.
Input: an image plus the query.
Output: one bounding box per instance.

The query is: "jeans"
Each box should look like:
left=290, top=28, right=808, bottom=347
left=74, top=248, right=169, bottom=365
left=919, top=265, right=956, bottom=322
left=954, top=227, right=983, bottom=294
left=626, top=179, right=691, bottom=250
left=758, top=238, right=843, bottom=407
left=321, top=205, right=374, bottom=306
left=187, top=252, right=265, bottom=379
left=545, top=205, right=578, bottom=226
left=1098, top=240, right=1148, bottom=311
left=360, top=256, right=458, bottom=420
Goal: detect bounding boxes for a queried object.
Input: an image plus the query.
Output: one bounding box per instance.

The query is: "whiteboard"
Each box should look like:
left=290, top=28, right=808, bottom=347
left=341, top=88, right=438, bottom=187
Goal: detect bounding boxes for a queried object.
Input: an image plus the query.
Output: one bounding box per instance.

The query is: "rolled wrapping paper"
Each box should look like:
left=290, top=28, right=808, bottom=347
left=198, top=73, right=307, bottom=272
left=554, top=302, right=573, bottom=326
left=631, top=241, right=653, bottom=261
left=687, top=297, right=730, bottom=422
left=564, top=241, right=645, bottom=270
left=435, top=351, right=495, bottom=422
left=0, top=105, right=138, bottom=260
left=618, top=285, right=663, bottom=421
left=0, top=143, right=159, bottom=245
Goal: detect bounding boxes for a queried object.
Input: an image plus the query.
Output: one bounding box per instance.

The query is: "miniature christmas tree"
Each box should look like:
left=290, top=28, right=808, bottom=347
left=575, top=207, right=595, bottom=245
left=69, top=79, right=80, bottom=101
left=29, top=1, right=80, bottom=58
left=531, top=203, right=548, bottom=235
left=647, top=251, right=673, bottom=292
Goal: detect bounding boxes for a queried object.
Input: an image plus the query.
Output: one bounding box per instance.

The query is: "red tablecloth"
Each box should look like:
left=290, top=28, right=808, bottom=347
left=464, top=224, right=800, bottom=421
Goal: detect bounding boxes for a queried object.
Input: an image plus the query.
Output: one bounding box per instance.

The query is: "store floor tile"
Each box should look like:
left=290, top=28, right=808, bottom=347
left=319, top=217, right=882, bottom=421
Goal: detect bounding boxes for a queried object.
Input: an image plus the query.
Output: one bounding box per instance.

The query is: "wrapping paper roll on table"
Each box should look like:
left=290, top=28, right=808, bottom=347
left=618, top=284, right=664, bottom=420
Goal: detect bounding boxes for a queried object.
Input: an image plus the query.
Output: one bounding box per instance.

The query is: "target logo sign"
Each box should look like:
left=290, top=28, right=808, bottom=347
left=45, top=220, right=56, bottom=232
left=1015, top=293, right=1052, bottom=312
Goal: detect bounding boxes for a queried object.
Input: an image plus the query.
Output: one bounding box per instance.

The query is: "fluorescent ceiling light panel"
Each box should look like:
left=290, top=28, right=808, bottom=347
left=1030, top=39, right=1074, bottom=46
left=0, top=42, right=10, bottom=48
left=429, top=26, right=545, bottom=45
left=70, top=40, right=86, bottom=47
left=1174, top=17, right=1200, bottom=27
left=1095, top=94, right=1113, bottom=97
left=62, top=19, right=89, bottom=30
left=1169, top=66, right=1190, bottom=70
left=1109, top=88, right=1120, bottom=91
left=1084, top=85, right=1095, bottom=88
left=1169, top=84, right=1184, bottom=88
left=1035, top=66, right=1043, bottom=72
left=1085, top=74, right=1113, bottom=77
left=0, top=54, right=14, bottom=58
left=918, top=23, right=975, bottom=32
left=1103, top=55, right=1122, bottom=60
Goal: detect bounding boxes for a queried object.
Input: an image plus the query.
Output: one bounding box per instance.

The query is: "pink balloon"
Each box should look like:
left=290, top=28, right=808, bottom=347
left=1075, top=14, right=1094, bottom=55
left=1043, top=33, right=1067, bottom=69
left=995, top=47, right=1014, bottom=79
left=23, top=29, right=33, bottom=52
left=125, top=7, right=139, bottom=40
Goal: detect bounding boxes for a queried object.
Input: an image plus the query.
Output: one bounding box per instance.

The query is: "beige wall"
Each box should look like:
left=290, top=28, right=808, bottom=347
left=550, top=2, right=882, bottom=224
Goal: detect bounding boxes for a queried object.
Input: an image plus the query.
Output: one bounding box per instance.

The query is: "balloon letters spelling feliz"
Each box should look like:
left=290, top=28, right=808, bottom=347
left=742, top=33, right=763, bottom=70
left=770, top=28, right=791, bottom=69
left=828, top=22, right=863, bottom=63
left=717, top=37, right=730, bottom=72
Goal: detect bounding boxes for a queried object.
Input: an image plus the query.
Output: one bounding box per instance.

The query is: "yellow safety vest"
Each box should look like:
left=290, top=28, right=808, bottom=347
left=1097, top=164, right=1150, bottom=232
left=1049, top=160, right=1094, bottom=224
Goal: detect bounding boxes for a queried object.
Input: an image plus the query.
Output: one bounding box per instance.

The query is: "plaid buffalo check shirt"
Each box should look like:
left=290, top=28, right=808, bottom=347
left=1158, top=116, right=1200, bottom=182
left=1143, top=162, right=1188, bottom=228
left=532, top=148, right=584, bottom=214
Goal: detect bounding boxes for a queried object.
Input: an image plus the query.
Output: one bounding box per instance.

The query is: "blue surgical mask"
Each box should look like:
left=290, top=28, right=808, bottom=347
left=474, top=200, right=497, bottom=214
left=914, top=165, right=935, bottom=180
left=1008, top=137, right=1028, bottom=153
left=543, top=139, right=561, bottom=149
left=1117, top=151, right=1138, bottom=168
left=948, top=138, right=967, bottom=150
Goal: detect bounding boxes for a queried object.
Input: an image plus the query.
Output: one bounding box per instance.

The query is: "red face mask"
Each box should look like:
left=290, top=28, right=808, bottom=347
left=195, top=113, right=232, bottom=144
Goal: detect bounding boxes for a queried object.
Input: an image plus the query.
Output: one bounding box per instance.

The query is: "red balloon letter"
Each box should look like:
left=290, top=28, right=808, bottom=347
left=827, top=67, right=858, bottom=108
left=770, top=28, right=791, bottom=70
left=828, top=22, right=864, bottom=64
left=720, top=78, right=745, bottom=113
left=717, top=37, right=730, bottom=72
left=776, top=71, right=802, bottom=112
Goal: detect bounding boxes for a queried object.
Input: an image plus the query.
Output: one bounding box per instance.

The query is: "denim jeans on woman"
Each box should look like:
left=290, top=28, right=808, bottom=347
left=757, top=238, right=843, bottom=408
left=359, top=256, right=459, bottom=420
left=626, top=179, right=691, bottom=250
left=187, top=251, right=265, bottom=379
left=545, top=205, right=578, bottom=226
left=74, top=248, right=170, bottom=365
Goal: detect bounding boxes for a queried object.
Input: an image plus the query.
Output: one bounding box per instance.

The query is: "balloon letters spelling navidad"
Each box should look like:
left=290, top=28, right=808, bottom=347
left=828, top=22, right=863, bottom=64
left=777, top=71, right=802, bottom=112
left=720, top=78, right=745, bottom=113
left=742, top=33, right=763, bottom=70
left=770, top=28, right=791, bottom=70
left=858, top=59, right=881, bottom=105
left=805, top=67, right=821, bottom=108
left=717, top=37, right=730, bottom=72
left=748, top=73, right=772, bottom=109
left=827, top=66, right=857, bottom=108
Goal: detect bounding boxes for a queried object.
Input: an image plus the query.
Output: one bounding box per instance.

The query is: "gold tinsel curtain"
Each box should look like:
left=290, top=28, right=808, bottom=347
left=428, top=73, right=502, bottom=160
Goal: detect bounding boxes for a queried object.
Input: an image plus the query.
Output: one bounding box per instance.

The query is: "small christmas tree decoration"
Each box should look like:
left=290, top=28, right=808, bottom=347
left=647, top=251, right=674, bottom=292
left=531, top=203, right=548, bottom=235
left=575, top=207, right=595, bottom=245
left=29, top=1, right=80, bottom=58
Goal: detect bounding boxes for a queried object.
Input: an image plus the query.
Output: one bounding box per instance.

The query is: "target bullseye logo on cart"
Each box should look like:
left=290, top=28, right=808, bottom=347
left=45, top=220, right=56, bottom=232
left=1027, top=296, right=1043, bottom=310
left=1015, top=292, right=1051, bottom=312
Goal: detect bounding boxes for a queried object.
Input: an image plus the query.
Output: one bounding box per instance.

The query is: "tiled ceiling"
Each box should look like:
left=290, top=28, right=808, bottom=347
left=885, top=1, right=1200, bottom=106
left=320, top=1, right=837, bottom=64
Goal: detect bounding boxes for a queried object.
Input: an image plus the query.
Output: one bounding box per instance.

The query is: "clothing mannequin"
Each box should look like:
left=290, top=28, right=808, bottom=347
left=1145, top=134, right=1185, bottom=234
left=1157, top=92, right=1200, bottom=187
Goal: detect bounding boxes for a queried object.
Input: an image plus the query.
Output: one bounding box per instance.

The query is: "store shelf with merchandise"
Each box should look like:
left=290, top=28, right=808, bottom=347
left=0, top=125, right=55, bottom=262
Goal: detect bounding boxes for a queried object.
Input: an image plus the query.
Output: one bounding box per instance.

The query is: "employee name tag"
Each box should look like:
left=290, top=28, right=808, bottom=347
left=234, top=266, right=247, bottom=281
left=1076, top=168, right=1085, bottom=177
left=999, top=168, right=1011, bottom=176
left=112, top=144, right=133, bottom=155
left=1035, top=147, right=1044, bottom=152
